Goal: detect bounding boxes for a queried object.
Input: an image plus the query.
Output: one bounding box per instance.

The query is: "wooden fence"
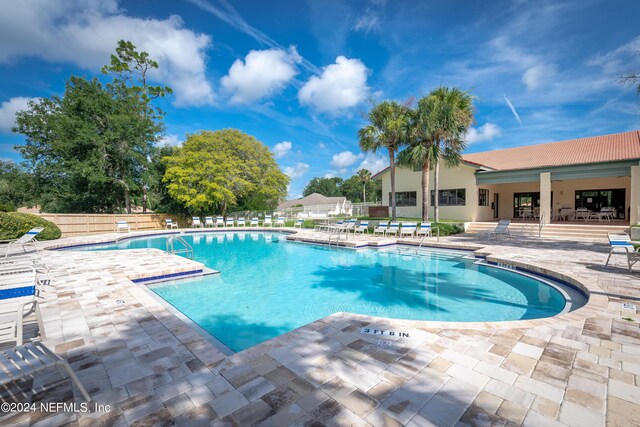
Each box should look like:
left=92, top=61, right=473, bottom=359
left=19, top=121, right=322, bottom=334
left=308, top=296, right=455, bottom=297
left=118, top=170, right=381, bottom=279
left=37, top=213, right=186, bottom=237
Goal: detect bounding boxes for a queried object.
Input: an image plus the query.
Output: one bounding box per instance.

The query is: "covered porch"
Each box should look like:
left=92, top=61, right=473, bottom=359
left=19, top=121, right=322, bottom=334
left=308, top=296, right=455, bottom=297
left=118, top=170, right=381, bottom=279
left=474, top=160, right=640, bottom=225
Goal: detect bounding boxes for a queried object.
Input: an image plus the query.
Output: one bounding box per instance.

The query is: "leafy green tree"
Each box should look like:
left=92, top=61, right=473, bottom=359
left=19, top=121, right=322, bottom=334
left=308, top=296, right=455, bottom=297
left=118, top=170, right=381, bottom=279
left=102, top=40, right=172, bottom=213
left=0, top=161, right=34, bottom=208
left=302, top=177, right=344, bottom=197
left=357, top=169, right=372, bottom=203
left=358, top=101, right=411, bottom=220
left=338, top=176, right=363, bottom=202
left=163, top=129, right=289, bottom=215
left=14, top=75, right=158, bottom=213
left=423, top=87, right=474, bottom=222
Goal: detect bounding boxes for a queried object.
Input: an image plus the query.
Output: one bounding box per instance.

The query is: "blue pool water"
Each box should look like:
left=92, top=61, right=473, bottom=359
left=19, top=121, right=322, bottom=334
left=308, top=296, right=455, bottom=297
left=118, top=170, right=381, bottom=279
left=73, top=232, right=578, bottom=352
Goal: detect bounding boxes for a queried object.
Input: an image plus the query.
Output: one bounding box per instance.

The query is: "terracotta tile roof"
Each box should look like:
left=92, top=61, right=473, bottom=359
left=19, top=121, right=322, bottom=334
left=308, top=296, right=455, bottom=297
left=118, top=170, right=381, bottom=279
left=462, top=130, right=640, bottom=171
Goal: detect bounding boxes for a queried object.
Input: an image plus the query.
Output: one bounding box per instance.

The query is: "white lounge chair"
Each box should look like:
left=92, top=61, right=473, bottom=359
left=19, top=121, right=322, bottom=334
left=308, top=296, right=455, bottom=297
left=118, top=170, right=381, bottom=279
left=354, top=221, right=369, bottom=234
left=373, top=221, right=388, bottom=236
left=250, top=217, right=259, bottom=227
left=483, top=219, right=511, bottom=239
left=225, top=217, right=235, bottom=227
left=115, top=221, right=130, bottom=233
left=165, top=218, right=178, bottom=229
left=385, top=222, right=400, bottom=236
left=263, top=215, right=273, bottom=227
left=204, top=217, right=215, bottom=227
left=0, top=341, right=92, bottom=403
left=274, top=217, right=285, bottom=227
left=606, top=232, right=640, bottom=272
left=0, top=266, right=44, bottom=346
left=237, top=217, right=246, bottom=227
left=293, top=219, right=304, bottom=228
left=192, top=217, right=203, bottom=228
left=2, top=228, right=44, bottom=257
left=416, top=222, right=433, bottom=238
left=215, top=216, right=225, bottom=227
left=400, top=222, right=417, bottom=238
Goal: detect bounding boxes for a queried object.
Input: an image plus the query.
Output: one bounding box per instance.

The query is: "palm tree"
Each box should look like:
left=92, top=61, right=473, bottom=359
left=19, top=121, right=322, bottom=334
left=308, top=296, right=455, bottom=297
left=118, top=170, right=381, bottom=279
left=396, top=106, right=438, bottom=222
left=426, top=87, right=474, bottom=222
left=358, top=101, right=411, bottom=220
left=357, top=169, right=372, bottom=203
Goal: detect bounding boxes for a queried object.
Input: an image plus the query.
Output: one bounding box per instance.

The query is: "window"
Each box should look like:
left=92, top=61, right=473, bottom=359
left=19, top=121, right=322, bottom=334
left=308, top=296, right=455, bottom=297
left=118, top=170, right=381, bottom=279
left=389, top=191, right=417, bottom=207
left=430, top=189, right=466, bottom=206
left=478, top=189, right=489, bottom=206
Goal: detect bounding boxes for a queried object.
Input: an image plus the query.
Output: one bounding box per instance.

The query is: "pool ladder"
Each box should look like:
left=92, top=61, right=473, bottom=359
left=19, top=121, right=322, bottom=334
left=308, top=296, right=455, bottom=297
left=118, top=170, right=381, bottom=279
left=166, top=235, right=194, bottom=259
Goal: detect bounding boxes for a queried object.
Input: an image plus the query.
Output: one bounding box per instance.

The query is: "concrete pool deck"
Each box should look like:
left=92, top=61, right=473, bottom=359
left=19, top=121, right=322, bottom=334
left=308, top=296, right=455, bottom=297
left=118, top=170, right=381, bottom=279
left=1, top=227, right=639, bottom=426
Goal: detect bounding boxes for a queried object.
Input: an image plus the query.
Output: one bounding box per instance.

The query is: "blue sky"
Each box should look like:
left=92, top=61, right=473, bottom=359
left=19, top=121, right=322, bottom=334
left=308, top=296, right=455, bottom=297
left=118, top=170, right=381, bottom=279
left=1, top=0, right=639, bottom=198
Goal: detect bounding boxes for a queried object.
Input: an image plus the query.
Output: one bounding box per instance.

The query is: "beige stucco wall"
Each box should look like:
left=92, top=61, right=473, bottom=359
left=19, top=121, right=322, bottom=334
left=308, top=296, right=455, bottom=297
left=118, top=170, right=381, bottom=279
left=379, top=164, right=479, bottom=220
left=379, top=166, right=633, bottom=222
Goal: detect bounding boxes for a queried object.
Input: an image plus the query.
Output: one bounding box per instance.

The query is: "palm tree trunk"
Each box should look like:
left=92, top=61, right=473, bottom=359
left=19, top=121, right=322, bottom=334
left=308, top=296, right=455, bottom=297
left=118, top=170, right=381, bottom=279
left=422, top=157, right=431, bottom=222
left=389, top=147, right=397, bottom=220
left=434, top=159, right=440, bottom=223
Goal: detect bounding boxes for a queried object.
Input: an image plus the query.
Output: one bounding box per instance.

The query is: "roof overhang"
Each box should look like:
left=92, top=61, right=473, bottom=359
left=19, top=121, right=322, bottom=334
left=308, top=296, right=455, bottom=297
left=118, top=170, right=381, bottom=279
left=475, top=160, right=640, bottom=185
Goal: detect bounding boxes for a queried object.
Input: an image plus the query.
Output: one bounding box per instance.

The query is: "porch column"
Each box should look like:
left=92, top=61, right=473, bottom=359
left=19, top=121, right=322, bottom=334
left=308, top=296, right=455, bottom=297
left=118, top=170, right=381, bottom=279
left=631, top=165, right=640, bottom=224
left=540, top=172, right=551, bottom=223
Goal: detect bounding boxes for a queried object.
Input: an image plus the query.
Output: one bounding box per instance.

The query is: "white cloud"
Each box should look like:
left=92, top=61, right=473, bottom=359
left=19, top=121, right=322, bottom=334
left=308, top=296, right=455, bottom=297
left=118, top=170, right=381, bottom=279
left=0, top=1, right=214, bottom=107
left=522, top=64, right=557, bottom=91
left=356, top=154, right=388, bottom=174
left=503, top=94, right=523, bottom=127
left=0, top=97, right=37, bottom=133
left=272, top=141, right=292, bottom=159
left=330, top=151, right=363, bottom=170
left=318, top=142, right=326, bottom=149
left=158, top=134, right=181, bottom=146
left=323, top=172, right=337, bottom=179
left=465, top=123, right=502, bottom=144
left=298, top=56, right=370, bottom=113
left=221, top=47, right=301, bottom=104
left=283, top=162, right=309, bottom=179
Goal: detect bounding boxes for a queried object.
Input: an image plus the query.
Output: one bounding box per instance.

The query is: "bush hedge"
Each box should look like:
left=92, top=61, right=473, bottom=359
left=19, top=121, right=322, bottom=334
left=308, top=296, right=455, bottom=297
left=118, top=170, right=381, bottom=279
left=0, top=212, right=61, bottom=241
left=0, top=202, right=16, bottom=212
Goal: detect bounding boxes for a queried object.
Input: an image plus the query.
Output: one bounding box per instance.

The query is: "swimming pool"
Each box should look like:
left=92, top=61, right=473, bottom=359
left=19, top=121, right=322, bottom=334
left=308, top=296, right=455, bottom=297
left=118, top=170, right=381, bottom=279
left=72, top=232, right=586, bottom=352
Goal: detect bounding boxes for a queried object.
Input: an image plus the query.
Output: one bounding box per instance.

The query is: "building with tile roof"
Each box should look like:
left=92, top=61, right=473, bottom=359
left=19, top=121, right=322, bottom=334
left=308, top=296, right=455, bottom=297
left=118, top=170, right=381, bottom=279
left=373, top=131, right=640, bottom=223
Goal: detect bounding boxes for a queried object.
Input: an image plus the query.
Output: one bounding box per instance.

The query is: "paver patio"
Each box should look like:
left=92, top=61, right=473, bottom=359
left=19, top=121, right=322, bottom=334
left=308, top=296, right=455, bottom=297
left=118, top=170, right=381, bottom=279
left=1, top=228, right=639, bottom=426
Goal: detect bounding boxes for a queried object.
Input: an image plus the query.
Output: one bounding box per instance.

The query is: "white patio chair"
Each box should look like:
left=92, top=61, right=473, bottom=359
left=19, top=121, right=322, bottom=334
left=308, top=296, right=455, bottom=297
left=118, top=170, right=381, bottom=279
left=191, top=217, right=203, bottom=228
left=165, top=218, right=179, bottom=229
left=416, top=222, right=433, bottom=238
left=115, top=221, right=130, bottom=233
left=250, top=217, right=259, bottom=227
left=204, top=217, right=215, bottom=227
left=399, top=222, right=417, bottom=238
left=605, top=232, right=640, bottom=272
left=293, top=219, right=304, bottom=228
left=215, top=217, right=225, bottom=227
left=353, top=221, right=369, bottom=234
left=225, top=217, right=235, bottom=227
left=263, top=215, right=273, bottom=227
left=385, top=222, right=400, bottom=236
left=0, top=341, right=92, bottom=403
left=274, top=217, right=285, bottom=227
left=0, top=266, right=44, bottom=346
left=237, top=217, right=246, bottom=227
left=484, top=219, right=511, bottom=240
left=1, top=228, right=44, bottom=257
left=373, top=221, right=388, bottom=236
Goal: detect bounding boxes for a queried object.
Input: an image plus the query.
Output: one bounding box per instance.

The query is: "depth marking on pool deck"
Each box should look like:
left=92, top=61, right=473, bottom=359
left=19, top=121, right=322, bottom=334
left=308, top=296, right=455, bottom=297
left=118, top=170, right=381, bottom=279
left=360, top=327, right=411, bottom=338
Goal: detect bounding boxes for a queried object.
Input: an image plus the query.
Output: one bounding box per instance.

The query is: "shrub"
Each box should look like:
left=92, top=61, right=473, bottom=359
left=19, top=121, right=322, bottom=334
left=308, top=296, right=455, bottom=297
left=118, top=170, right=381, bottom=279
left=0, top=201, right=15, bottom=212
left=430, top=222, right=464, bottom=236
left=0, top=212, right=61, bottom=241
